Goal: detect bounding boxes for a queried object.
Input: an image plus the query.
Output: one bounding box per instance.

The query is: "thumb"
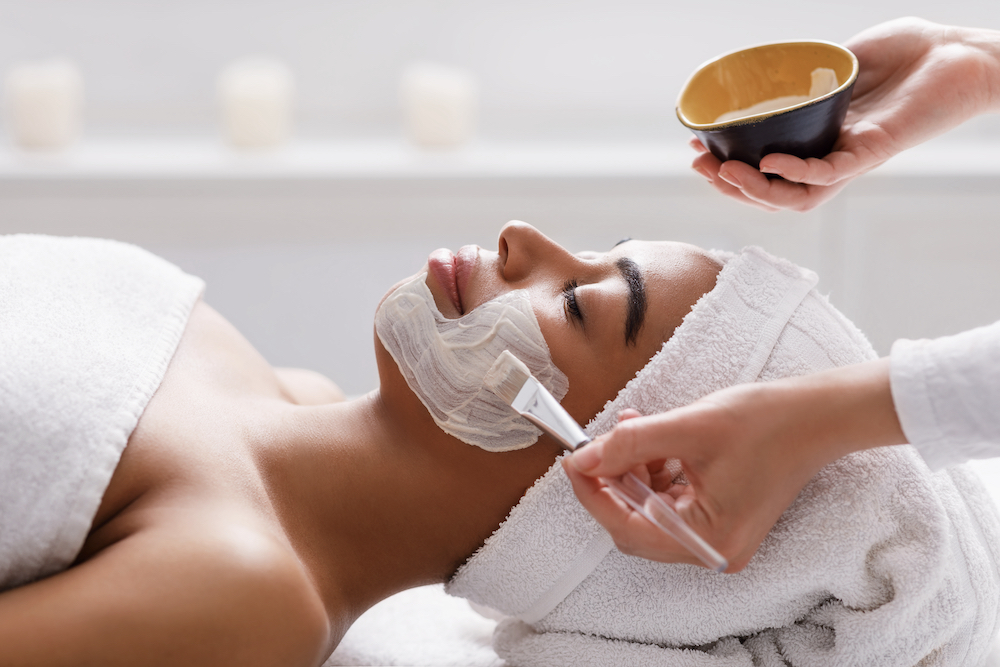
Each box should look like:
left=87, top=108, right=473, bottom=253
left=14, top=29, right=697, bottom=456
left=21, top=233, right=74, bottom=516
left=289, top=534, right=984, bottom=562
left=570, top=411, right=693, bottom=477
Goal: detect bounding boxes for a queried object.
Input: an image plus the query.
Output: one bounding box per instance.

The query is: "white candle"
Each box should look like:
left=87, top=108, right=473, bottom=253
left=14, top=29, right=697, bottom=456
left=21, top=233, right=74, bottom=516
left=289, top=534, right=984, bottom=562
left=401, top=63, right=478, bottom=149
left=218, top=57, right=294, bottom=149
left=4, top=59, right=84, bottom=150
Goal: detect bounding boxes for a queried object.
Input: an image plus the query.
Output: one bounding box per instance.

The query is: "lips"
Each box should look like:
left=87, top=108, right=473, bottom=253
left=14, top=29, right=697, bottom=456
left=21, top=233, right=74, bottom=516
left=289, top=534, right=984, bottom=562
left=427, top=245, right=480, bottom=316
left=455, top=245, right=479, bottom=308
left=427, top=248, right=463, bottom=314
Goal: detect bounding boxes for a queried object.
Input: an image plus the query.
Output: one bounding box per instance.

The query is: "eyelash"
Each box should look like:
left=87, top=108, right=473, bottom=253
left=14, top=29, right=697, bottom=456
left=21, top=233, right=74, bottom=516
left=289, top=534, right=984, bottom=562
left=562, top=279, right=583, bottom=323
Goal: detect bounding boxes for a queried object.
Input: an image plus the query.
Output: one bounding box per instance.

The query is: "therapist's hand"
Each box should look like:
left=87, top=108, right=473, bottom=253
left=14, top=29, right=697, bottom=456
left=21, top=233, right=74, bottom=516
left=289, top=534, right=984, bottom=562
left=563, top=358, right=906, bottom=572
left=690, top=17, right=1000, bottom=212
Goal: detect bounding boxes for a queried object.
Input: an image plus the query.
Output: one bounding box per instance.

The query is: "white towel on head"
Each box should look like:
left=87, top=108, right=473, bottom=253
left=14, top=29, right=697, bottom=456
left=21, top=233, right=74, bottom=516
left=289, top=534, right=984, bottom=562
left=447, top=247, right=1000, bottom=666
left=0, top=234, right=204, bottom=590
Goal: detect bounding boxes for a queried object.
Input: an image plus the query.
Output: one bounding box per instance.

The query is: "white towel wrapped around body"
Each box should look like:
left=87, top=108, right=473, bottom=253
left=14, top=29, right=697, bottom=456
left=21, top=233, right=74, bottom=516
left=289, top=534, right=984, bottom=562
left=0, top=235, right=204, bottom=590
left=447, top=247, right=1000, bottom=666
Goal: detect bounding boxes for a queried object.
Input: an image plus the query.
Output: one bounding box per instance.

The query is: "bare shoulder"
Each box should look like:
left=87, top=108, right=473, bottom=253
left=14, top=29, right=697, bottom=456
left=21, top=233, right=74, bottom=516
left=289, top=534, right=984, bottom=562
left=275, top=367, right=347, bottom=405
left=0, top=522, right=332, bottom=667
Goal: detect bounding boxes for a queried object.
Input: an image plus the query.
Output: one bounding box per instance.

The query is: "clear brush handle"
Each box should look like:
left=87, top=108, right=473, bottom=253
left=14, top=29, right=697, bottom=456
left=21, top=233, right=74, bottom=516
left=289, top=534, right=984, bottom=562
left=602, top=472, right=728, bottom=573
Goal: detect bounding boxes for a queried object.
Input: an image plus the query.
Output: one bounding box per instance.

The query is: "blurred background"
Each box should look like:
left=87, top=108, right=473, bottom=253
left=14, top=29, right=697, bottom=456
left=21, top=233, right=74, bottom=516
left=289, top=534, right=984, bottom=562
left=0, top=0, right=998, bottom=395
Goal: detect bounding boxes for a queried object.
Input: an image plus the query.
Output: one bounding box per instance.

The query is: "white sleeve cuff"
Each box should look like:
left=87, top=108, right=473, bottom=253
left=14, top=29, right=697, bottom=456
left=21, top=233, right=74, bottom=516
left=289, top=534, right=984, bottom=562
left=890, top=338, right=957, bottom=471
left=890, top=321, right=1000, bottom=471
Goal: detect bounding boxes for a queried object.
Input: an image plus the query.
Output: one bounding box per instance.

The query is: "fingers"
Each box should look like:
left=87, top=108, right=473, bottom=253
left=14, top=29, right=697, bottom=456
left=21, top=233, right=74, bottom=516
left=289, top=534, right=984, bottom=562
left=648, top=459, right=676, bottom=491
left=688, top=137, right=709, bottom=154
left=760, top=149, right=867, bottom=187
left=617, top=408, right=642, bottom=422
left=759, top=154, right=825, bottom=183
left=565, top=455, right=749, bottom=570
left=690, top=153, right=781, bottom=213
left=689, top=136, right=865, bottom=212
left=717, top=159, right=847, bottom=213
left=562, top=458, right=635, bottom=529
left=562, top=458, right=702, bottom=566
left=571, top=412, right=693, bottom=478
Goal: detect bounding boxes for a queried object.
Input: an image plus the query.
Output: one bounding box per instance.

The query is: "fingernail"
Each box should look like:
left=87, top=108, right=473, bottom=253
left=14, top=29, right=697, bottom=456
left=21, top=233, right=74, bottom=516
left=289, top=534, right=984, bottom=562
left=718, top=170, right=742, bottom=188
left=761, top=168, right=783, bottom=178
left=571, top=445, right=601, bottom=472
left=692, top=166, right=711, bottom=181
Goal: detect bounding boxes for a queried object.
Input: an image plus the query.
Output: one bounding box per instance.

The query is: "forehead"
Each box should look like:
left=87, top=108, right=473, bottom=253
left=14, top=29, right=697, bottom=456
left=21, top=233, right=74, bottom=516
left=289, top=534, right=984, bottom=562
left=609, top=239, right=719, bottom=339
left=605, top=239, right=704, bottom=271
left=548, top=238, right=720, bottom=423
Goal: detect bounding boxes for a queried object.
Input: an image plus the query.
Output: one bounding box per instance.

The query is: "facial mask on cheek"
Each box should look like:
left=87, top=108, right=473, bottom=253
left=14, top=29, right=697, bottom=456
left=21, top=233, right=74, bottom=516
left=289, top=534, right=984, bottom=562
left=375, top=273, right=569, bottom=452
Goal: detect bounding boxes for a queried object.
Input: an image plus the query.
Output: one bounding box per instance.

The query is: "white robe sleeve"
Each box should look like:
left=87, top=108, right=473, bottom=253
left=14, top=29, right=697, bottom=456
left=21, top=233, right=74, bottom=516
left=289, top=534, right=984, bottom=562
left=890, top=320, right=1000, bottom=470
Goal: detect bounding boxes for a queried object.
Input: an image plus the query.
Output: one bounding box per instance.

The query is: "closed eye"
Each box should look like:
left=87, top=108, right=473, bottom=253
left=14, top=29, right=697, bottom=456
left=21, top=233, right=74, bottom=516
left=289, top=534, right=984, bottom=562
left=562, top=279, right=583, bottom=325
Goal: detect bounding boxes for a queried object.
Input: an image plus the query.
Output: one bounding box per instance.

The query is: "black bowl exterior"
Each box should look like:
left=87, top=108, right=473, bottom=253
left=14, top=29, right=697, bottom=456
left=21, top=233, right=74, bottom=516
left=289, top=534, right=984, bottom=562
left=691, top=80, right=855, bottom=170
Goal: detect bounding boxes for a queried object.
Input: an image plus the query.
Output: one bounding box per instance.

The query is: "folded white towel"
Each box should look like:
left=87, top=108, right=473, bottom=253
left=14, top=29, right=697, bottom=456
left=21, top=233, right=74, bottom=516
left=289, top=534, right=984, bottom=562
left=448, top=247, right=1000, bottom=666
left=0, top=235, right=204, bottom=590
left=324, top=584, right=502, bottom=667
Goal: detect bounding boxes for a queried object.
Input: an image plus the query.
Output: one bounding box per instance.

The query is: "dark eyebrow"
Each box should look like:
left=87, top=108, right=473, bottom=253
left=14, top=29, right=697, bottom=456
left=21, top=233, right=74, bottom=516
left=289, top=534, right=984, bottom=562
left=616, top=257, right=646, bottom=347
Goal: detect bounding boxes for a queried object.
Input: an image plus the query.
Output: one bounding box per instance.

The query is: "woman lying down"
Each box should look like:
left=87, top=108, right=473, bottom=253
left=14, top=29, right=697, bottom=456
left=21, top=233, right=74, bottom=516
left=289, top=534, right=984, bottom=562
left=0, top=224, right=997, bottom=667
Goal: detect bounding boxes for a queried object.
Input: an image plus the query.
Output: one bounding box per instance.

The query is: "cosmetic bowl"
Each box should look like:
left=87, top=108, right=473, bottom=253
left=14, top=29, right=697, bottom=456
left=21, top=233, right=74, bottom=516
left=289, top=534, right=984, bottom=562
left=676, top=40, right=858, bottom=169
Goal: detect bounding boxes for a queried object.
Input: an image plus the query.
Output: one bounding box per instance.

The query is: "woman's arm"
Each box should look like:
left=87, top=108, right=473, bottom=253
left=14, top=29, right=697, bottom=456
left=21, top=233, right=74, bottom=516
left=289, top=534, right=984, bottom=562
left=0, top=525, right=330, bottom=666
left=691, top=17, right=1000, bottom=212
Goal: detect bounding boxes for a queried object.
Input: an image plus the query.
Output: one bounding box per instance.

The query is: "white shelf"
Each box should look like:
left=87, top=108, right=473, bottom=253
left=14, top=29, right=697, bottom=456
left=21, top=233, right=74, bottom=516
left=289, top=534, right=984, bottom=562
left=0, top=137, right=997, bottom=193
left=0, top=138, right=694, bottom=181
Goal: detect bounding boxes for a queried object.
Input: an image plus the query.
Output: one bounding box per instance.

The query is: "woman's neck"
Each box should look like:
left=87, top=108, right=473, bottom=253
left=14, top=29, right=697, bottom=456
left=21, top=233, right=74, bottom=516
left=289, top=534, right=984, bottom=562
left=257, top=390, right=563, bottom=624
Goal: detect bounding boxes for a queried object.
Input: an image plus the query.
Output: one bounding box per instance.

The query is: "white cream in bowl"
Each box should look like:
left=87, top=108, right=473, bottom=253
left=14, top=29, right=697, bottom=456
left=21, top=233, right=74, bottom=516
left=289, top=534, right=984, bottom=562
left=714, top=67, right=839, bottom=123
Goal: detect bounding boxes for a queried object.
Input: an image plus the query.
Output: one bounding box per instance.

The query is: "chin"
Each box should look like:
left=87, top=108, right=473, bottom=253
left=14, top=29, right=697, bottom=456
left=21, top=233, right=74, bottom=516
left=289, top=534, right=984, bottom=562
left=375, top=268, right=427, bottom=312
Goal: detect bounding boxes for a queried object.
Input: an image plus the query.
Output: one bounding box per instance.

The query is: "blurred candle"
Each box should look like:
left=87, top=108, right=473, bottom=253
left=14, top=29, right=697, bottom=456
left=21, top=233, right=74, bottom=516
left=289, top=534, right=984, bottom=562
left=4, top=59, right=84, bottom=150
left=401, top=63, right=478, bottom=149
left=218, top=57, right=294, bottom=149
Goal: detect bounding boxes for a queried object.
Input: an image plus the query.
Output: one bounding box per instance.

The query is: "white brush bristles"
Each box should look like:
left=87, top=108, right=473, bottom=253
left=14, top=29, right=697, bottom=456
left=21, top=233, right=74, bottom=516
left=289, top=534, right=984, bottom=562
left=484, top=350, right=532, bottom=405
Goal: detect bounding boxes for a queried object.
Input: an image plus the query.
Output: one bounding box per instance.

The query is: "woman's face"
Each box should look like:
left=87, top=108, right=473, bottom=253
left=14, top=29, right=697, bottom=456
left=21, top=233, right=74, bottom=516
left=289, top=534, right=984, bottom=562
left=385, top=221, right=721, bottom=425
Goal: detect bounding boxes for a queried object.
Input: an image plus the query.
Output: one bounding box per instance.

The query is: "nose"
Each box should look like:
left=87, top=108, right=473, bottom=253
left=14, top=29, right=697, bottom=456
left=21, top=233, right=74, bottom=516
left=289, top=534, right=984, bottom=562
left=498, top=221, right=576, bottom=283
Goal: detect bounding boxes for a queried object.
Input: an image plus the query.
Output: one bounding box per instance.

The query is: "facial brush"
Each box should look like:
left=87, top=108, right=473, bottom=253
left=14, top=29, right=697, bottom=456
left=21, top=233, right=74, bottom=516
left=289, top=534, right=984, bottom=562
left=484, top=350, right=728, bottom=573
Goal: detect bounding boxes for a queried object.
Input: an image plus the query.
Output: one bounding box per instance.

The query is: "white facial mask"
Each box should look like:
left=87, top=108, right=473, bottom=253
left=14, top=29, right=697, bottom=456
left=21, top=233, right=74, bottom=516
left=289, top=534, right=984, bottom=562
left=375, top=273, right=569, bottom=452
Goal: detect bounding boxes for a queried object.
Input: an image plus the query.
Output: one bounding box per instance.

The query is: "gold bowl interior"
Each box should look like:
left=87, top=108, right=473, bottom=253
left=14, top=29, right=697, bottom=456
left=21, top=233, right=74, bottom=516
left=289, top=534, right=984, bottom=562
left=677, top=41, right=858, bottom=127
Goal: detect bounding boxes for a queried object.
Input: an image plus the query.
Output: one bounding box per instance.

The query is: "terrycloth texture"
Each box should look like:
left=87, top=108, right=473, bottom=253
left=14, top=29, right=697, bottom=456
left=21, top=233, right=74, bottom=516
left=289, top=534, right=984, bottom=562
left=447, top=247, right=1000, bottom=667
left=0, top=235, right=204, bottom=590
left=324, top=585, right=502, bottom=667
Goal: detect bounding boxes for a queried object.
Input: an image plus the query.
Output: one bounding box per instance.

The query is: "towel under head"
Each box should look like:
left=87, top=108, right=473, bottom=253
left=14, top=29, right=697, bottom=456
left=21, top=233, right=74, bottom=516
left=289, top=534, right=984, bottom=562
left=447, top=246, right=1000, bottom=666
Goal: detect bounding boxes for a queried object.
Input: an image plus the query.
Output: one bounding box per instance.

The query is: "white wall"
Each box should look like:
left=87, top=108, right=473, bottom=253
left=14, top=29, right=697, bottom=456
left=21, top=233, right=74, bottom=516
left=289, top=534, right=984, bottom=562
left=3, top=143, right=998, bottom=395
left=1, top=1, right=998, bottom=140
left=1, top=2, right=999, bottom=395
